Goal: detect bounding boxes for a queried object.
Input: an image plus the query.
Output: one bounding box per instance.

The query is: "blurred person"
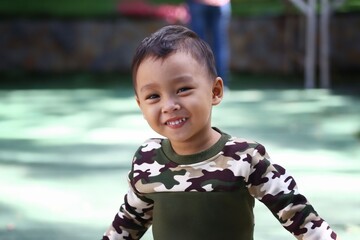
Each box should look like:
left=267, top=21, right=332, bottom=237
left=186, top=0, right=231, bottom=87
left=101, top=25, right=338, bottom=240
left=118, top=0, right=189, bottom=24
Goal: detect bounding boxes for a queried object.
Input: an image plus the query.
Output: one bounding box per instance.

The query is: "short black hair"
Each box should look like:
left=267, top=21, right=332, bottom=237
left=131, top=25, right=217, bottom=90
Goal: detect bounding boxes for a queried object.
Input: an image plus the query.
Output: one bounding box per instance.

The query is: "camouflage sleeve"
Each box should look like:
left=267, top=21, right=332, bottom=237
left=246, top=143, right=337, bottom=240
left=102, top=177, right=154, bottom=240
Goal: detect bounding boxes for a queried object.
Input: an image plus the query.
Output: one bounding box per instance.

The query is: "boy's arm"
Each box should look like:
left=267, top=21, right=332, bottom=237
left=102, top=181, right=154, bottom=240
left=246, top=143, right=337, bottom=240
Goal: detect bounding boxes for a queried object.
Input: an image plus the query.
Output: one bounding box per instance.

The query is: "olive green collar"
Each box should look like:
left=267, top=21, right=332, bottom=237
left=161, top=128, right=230, bottom=165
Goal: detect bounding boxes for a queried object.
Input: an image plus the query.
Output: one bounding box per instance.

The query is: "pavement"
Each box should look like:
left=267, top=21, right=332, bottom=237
left=0, top=78, right=359, bottom=240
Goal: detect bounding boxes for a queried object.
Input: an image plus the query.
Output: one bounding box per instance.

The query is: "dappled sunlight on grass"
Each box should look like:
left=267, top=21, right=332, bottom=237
left=215, top=89, right=360, bottom=152
left=0, top=86, right=359, bottom=240
left=0, top=89, right=154, bottom=144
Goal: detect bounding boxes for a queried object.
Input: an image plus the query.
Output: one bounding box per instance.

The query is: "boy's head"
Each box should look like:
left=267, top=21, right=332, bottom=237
left=132, top=25, right=224, bottom=149
left=131, top=25, right=217, bottom=92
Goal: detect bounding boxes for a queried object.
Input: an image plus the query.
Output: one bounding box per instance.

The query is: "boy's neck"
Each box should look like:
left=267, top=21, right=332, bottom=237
left=170, top=128, right=221, bottom=155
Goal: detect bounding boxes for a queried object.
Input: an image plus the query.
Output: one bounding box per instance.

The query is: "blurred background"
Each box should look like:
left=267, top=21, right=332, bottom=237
left=0, top=0, right=359, bottom=239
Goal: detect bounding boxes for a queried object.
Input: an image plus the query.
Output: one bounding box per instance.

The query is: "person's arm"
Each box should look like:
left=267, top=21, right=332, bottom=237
left=247, top=143, right=337, bottom=240
left=102, top=177, right=154, bottom=240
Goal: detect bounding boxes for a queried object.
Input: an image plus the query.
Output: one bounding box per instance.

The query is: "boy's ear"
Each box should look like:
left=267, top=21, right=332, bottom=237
left=135, top=95, right=147, bottom=120
left=135, top=95, right=140, bottom=107
left=212, top=77, right=224, bottom=105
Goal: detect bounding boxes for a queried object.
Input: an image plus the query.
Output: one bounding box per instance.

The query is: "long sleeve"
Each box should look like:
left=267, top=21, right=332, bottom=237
left=102, top=176, right=154, bottom=240
left=246, top=143, right=337, bottom=240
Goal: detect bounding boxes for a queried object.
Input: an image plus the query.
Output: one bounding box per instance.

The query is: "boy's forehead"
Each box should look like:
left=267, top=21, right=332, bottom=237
left=135, top=52, right=208, bottom=83
left=141, top=53, right=207, bottom=77
left=133, top=50, right=211, bottom=90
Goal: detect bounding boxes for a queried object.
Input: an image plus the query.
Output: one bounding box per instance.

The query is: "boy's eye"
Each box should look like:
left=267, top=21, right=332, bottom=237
left=177, top=87, right=191, bottom=93
left=146, top=94, right=159, bottom=100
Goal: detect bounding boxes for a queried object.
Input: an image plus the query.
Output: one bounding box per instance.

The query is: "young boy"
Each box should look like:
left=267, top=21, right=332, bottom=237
left=101, top=25, right=337, bottom=240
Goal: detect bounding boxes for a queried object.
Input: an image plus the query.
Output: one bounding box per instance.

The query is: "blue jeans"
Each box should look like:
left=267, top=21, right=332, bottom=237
left=187, top=1, right=231, bottom=86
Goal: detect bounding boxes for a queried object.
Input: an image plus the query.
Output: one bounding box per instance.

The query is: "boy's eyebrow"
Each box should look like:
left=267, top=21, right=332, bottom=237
left=139, top=76, right=194, bottom=93
left=140, top=83, right=158, bottom=93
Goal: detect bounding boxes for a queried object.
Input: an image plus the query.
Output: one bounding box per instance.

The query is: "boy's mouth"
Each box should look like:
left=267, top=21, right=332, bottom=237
left=165, top=117, right=187, bottom=126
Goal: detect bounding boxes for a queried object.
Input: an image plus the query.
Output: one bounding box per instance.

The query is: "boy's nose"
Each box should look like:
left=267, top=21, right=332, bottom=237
left=162, top=98, right=180, bottom=113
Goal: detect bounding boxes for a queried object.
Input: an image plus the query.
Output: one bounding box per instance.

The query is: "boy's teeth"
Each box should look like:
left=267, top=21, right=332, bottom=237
left=167, top=118, right=186, bottom=126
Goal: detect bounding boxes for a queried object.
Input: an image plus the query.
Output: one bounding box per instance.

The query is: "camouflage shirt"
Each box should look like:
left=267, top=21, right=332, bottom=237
left=102, top=128, right=337, bottom=240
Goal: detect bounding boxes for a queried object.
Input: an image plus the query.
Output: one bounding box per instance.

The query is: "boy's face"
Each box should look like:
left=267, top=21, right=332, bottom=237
left=135, top=51, right=223, bottom=146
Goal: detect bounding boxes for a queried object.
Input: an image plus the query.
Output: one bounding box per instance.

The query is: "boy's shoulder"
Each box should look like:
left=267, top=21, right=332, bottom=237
left=228, top=136, right=258, bottom=145
left=138, top=137, right=165, bottom=151
left=132, top=137, right=165, bottom=161
left=224, top=136, right=267, bottom=155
